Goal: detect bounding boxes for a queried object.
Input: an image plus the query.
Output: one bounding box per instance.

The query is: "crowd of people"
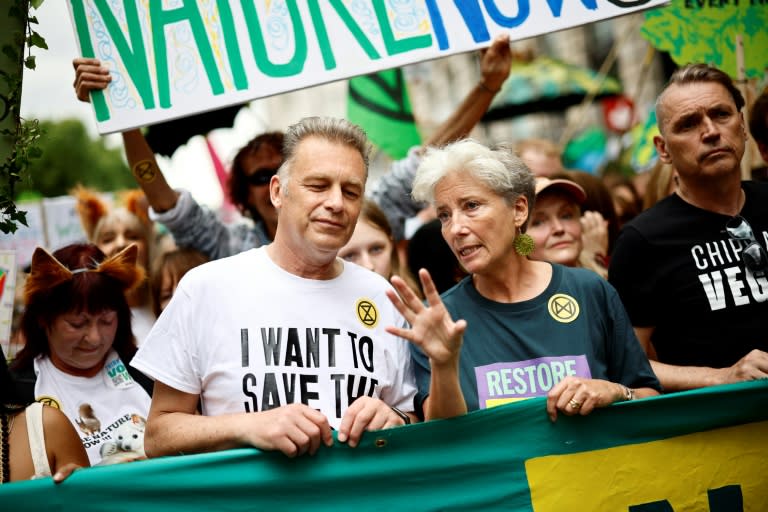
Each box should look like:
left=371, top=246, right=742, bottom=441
left=1, top=50, right=767, bottom=487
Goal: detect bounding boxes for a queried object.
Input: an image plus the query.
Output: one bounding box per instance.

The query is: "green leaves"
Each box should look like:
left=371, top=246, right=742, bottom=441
left=16, top=119, right=135, bottom=199
left=27, top=31, right=47, bottom=50
left=0, top=0, right=48, bottom=233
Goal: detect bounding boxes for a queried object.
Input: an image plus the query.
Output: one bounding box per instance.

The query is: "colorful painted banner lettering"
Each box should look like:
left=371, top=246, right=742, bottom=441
left=66, top=0, right=670, bottom=134
left=642, top=0, right=768, bottom=80
left=1, top=380, right=766, bottom=510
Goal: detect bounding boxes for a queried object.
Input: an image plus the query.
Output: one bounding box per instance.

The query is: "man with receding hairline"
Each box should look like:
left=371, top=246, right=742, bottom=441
left=609, top=63, right=768, bottom=392
left=131, top=117, right=418, bottom=459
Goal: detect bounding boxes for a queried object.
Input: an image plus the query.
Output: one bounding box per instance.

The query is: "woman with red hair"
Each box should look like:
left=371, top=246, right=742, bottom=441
left=11, top=243, right=153, bottom=466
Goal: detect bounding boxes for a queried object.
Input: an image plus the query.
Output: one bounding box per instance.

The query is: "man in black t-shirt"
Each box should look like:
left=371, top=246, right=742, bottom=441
left=609, top=63, right=768, bottom=392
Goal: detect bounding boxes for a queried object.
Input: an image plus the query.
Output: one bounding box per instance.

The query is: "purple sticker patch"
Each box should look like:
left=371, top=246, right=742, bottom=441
left=474, top=355, right=591, bottom=409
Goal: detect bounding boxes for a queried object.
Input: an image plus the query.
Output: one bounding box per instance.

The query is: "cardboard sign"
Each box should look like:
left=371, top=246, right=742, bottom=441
left=0, top=196, right=92, bottom=269
left=0, top=201, right=45, bottom=269
left=67, top=0, right=670, bottom=134
left=42, top=196, right=90, bottom=252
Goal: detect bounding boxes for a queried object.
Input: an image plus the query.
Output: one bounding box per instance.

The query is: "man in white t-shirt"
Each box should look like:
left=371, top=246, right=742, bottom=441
left=132, top=117, right=417, bottom=458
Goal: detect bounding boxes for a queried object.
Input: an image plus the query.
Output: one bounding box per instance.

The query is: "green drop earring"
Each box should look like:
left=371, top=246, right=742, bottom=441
left=513, top=231, right=534, bottom=257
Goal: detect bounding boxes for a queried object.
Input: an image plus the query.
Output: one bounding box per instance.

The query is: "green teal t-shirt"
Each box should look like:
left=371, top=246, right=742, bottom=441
left=411, top=264, right=660, bottom=412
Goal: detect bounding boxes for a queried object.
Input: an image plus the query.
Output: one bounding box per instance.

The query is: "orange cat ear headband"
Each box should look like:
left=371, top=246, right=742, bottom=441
left=73, top=185, right=109, bottom=241
left=73, top=186, right=151, bottom=241
left=24, top=245, right=146, bottom=306
left=119, top=189, right=151, bottom=228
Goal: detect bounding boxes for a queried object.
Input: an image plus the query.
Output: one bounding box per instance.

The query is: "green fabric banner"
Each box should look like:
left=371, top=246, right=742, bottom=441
left=2, top=381, right=767, bottom=511
left=347, top=68, right=422, bottom=160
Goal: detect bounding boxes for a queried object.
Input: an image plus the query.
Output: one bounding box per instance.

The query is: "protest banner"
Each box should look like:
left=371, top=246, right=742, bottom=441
left=1, top=380, right=766, bottom=511
left=67, top=0, right=670, bottom=134
left=642, top=0, right=768, bottom=81
left=0, top=196, right=91, bottom=270
left=42, top=196, right=90, bottom=252
left=0, top=201, right=45, bottom=270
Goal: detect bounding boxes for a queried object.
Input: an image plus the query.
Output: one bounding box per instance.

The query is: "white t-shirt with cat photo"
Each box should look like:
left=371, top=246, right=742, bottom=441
left=34, top=350, right=151, bottom=465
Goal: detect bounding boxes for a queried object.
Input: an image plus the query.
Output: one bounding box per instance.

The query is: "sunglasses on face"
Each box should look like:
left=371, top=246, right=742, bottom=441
left=245, top=167, right=279, bottom=187
left=725, top=216, right=768, bottom=273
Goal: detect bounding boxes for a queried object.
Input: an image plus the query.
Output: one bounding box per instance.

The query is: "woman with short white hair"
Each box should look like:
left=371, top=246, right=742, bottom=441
left=386, top=139, right=660, bottom=422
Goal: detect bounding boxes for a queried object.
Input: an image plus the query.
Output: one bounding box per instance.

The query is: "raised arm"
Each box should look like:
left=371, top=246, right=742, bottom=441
left=424, top=33, right=512, bottom=147
left=73, top=58, right=180, bottom=213
left=370, top=35, right=512, bottom=239
left=121, top=130, right=180, bottom=212
left=73, top=58, right=238, bottom=260
left=579, top=210, right=609, bottom=279
left=386, top=269, right=467, bottom=420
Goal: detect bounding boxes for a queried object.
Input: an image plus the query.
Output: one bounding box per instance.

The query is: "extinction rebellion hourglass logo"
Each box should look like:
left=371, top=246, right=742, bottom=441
left=547, top=294, right=579, bottom=323
left=356, top=299, right=378, bottom=328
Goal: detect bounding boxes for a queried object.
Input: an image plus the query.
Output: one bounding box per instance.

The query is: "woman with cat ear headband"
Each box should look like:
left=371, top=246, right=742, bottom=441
left=74, top=186, right=157, bottom=344
left=10, top=243, right=153, bottom=466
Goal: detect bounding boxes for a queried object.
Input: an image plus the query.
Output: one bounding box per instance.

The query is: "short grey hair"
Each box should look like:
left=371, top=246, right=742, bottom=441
left=655, top=63, right=745, bottom=134
left=412, top=139, right=536, bottom=230
left=279, top=116, right=371, bottom=182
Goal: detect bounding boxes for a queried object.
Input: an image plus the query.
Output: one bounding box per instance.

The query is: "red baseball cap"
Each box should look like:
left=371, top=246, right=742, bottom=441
left=534, top=177, right=587, bottom=204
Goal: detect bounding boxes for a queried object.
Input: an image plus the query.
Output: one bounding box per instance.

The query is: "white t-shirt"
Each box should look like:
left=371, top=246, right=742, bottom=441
left=131, top=305, right=155, bottom=345
left=34, top=350, right=152, bottom=465
left=132, top=247, right=416, bottom=429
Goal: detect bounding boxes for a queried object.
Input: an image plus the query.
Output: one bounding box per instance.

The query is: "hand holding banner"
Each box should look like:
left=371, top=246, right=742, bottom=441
left=1, top=380, right=766, bottom=510
left=66, top=0, right=669, bottom=134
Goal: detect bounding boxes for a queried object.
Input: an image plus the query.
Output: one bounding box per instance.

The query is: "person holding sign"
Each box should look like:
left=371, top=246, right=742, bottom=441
left=73, top=51, right=283, bottom=261
left=384, top=140, right=660, bottom=422
left=130, top=117, right=417, bottom=458
left=609, top=64, right=768, bottom=392
left=368, top=34, right=513, bottom=241
left=72, top=34, right=513, bottom=257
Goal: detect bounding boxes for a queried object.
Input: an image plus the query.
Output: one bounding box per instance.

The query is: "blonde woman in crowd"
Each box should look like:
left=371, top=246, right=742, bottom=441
left=338, top=199, right=421, bottom=297
left=75, top=187, right=156, bottom=343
